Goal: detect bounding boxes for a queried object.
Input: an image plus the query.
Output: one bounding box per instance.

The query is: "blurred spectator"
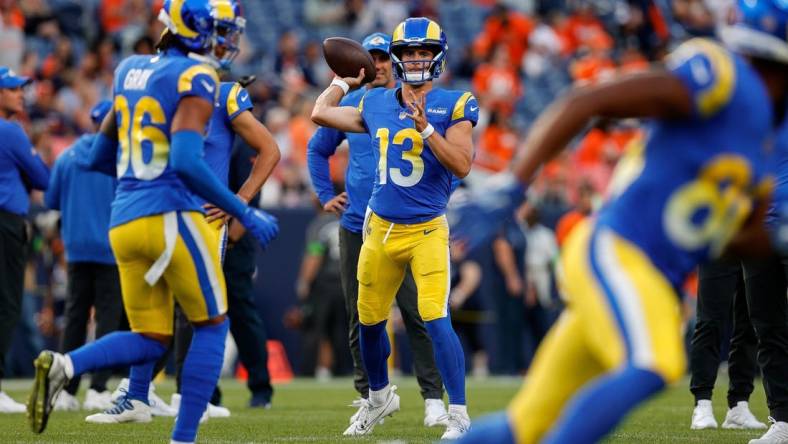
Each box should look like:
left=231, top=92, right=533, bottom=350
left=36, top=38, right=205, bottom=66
left=474, top=110, right=519, bottom=173
left=274, top=30, right=314, bottom=91
left=295, top=207, right=352, bottom=378
left=0, top=0, right=24, bottom=72
left=490, top=218, right=528, bottom=374
left=449, top=246, right=488, bottom=378
left=473, top=2, right=535, bottom=69
left=521, top=17, right=562, bottom=78
left=569, top=47, right=615, bottom=85
left=556, top=2, right=613, bottom=55
left=472, top=43, right=522, bottom=115
left=354, top=0, right=409, bottom=37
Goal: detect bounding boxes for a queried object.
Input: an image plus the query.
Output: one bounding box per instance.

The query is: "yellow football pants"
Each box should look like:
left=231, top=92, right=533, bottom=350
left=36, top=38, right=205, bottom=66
left=507, top=220, right=686, bottom=443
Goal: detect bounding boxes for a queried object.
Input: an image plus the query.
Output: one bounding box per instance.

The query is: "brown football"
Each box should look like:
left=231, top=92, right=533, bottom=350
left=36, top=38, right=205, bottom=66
left=322, top=37, right=376, bottom=84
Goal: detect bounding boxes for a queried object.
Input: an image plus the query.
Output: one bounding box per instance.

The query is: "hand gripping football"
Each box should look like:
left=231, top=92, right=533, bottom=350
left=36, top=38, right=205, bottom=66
left=322, top=37, right=376, bottom=84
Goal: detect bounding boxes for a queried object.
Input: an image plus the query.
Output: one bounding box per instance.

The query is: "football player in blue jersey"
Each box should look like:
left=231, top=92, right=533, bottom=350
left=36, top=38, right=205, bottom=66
left=88, top=78, right=282, bottom=423
left=312, top=17, right=477, bottom=439
left=453, top=1, right=788, bottom=443
left=307, top=32, right=450, bottom=430
left=26, top=0, right=279, bottom=441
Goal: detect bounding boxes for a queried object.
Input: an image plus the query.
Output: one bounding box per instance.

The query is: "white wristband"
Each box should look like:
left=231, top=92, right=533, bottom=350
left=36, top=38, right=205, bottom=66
left=330, top=78, right=349, bottom=95
left=420, top=123, right=435, bottom=139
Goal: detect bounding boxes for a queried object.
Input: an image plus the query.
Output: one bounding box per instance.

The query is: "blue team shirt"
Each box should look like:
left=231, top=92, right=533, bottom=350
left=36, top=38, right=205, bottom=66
left=599, top=38, right=775, bottom=287
left=308, top=88, right=374, bottom=233
left=109, top=49, right=219, bottom=227
left=199, top=81, right=253, bottom=204
left=45, top=134, right=116, bottom=264
left=0, top=118, right=49, bottom=215
left=359, top=87, right=478, bottom=224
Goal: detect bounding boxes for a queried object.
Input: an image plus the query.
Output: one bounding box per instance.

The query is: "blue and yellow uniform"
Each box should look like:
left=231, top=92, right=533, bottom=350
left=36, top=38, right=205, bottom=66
left=356, top=86, right=478, bottom=324
left=202, top=81, right=253, bottom=258
left=503, top=38, right=775, bottom=444
left=108, top=48, right=227, bottom=335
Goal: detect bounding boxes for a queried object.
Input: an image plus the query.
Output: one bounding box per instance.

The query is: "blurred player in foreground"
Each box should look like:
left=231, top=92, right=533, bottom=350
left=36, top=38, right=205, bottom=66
left=454, top=0, right=788, bottom=442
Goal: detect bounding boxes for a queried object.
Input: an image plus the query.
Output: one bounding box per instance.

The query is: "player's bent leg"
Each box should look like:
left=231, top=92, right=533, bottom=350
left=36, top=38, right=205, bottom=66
left=501, top=311, right=604, bottom=444
left=543, top=226, right=686, bottom=443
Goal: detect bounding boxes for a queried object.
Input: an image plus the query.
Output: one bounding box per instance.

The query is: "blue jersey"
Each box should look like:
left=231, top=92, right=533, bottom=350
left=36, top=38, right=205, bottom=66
left=109, top=49, right=219, bottom=227
left=308, top=88, right=375, bottom=233
left=359, top=87, right=478, bottom=223
left=0, top=118, right=49, bottom=215
left=200, top=81, right=253, bottom=203
left=600, top=38, right=774, bottom=287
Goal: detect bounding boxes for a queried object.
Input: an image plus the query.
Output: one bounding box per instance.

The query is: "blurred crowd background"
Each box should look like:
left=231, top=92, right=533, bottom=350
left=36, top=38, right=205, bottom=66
left=7, top=0, right=717, bottom=379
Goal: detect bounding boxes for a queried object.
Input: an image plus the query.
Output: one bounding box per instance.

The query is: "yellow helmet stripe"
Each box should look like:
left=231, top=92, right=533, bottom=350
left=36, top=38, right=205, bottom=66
left=426, top=20, right=441, bottom=41
left=170, top=0, right=199, bottom=38
left=212, top=0, right=235, bottom=20
left=392, top=22, right=405, bottom=42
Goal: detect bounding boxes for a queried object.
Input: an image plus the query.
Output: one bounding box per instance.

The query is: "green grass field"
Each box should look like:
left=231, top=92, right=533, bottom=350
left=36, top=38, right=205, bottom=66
left=0, top=375, right=769, bottom=443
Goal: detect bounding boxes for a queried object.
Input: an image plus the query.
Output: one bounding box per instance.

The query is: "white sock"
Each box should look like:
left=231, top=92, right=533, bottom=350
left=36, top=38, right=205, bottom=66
left=369, top=384, right=390, bottom=406
left=170, top=441, right=193, bottom=444
left=63, top=354, right=75, bottom=379
left=449, top=404, right=467, bottom=416
left=697, top=399, right=712, bottom=407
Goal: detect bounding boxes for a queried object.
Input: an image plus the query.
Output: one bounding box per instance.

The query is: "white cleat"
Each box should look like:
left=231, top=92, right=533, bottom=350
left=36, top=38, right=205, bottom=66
left=85, top=397, right=152, bottom=424
left=0, top=391, right=27, bottom=413
left=749, top=418, right=788, bottom=444
left=441, top=409, right=471, bottom=440
left=424, top=398, right=449, bottom=427
left=723, top=401, right=767, bottom=429
left=170, top=393, right=208, bottom=423
left=347, top=398, right=384, bottom=425
left=691, top=400, right=718, bottom=430
left=206, top=402, right=230, bottom=418
left=343, top=385, right=399, bottom=436
left=53, top=391, right=80, bottom=411
left=28, top=351, right=70, bottom=433
left=111, top=377, right=176, bottom=417
left=83, top=389, right=113, bottom=411
left=148, top=386, right=176, bottom=417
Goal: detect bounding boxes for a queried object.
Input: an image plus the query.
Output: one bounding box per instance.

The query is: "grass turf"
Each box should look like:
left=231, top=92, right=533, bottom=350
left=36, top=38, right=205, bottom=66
left=0, top=375, right=769, bottom=443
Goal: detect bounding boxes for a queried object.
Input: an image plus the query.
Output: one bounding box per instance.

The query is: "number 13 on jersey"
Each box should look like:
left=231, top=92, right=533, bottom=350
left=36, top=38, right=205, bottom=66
left=376, top=127, right=425, bottom=187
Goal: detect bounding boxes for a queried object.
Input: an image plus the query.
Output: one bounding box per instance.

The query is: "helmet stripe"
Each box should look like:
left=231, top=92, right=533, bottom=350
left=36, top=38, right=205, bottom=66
left=392, top=22, right=405, bottom=42
left=212, top=0, right=235, bottom=20
left=426, top=20, right=441, bottom=41
left=170, top=0, right=199, bottom=38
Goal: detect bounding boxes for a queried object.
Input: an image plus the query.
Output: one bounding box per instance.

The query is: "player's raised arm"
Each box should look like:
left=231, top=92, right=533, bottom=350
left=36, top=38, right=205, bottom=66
left=311, top=70, right=367, bottom=133
left=512, top=69, right=692, bottom=184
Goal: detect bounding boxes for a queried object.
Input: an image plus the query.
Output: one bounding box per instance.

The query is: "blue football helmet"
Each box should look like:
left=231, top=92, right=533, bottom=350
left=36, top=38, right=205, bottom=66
left=389, top=17, right=448, bottom=84
left=158, top=0, right=245, bottom=68
left=720, top=0, right=788, bottom=64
